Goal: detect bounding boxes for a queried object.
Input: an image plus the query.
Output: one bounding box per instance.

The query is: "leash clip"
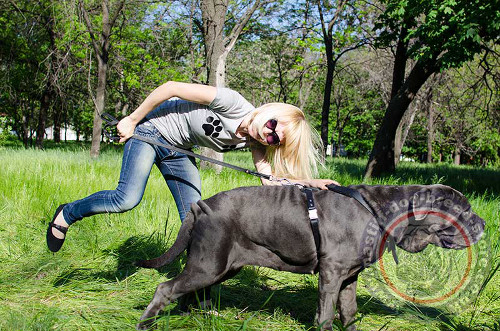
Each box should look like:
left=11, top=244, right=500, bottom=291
left=271, top=176, right=306, bottom=189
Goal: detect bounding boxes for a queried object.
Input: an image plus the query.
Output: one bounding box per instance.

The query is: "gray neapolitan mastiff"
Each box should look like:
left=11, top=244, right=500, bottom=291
left=135, top=184, right=485, bottom=330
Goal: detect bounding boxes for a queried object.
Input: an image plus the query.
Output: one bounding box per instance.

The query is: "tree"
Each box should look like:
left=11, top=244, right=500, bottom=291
left=316, top=0, right=369, bottom=154
left=78, top=0, right=126, bottom=158
left=364, top=0, right=500, bottom=178
left=198, top=0, right=274, bottom=170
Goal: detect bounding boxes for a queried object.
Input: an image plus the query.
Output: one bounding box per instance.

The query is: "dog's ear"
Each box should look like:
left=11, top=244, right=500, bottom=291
left=393, top=185, right=485, bottom=253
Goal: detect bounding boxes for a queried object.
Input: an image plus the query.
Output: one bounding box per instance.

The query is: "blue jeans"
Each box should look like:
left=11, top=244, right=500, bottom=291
left=63, top=121, right=201, bottom=225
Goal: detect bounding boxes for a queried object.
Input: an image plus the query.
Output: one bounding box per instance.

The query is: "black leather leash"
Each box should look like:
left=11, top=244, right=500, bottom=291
left=101, top=112, right=281, bottom=183
left=101, top=113, right=397, bottom=264
left=133, top=134, right=276, bottom=181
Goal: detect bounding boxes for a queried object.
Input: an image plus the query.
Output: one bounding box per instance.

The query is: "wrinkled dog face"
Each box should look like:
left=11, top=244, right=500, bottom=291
left=356, top=184, right=485, bottom=254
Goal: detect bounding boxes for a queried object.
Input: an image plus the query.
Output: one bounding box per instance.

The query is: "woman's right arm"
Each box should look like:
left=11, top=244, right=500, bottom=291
left=117, top=81, right=217, bottom=142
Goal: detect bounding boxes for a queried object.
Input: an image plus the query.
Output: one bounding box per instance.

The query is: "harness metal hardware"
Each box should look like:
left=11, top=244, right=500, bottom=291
left=308, top=208, right=318, bottom=220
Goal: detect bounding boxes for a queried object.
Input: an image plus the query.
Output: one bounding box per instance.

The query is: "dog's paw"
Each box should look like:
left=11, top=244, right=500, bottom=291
left=136, top=320, right=155, bottom=330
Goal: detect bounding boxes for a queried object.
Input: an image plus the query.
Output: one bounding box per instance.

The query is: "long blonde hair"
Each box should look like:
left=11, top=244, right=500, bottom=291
left=248, top=103, right=324, bottom=180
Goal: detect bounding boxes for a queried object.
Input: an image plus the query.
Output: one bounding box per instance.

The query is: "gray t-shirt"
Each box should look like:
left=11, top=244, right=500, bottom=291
left=145, top=88, right=255, bottom=152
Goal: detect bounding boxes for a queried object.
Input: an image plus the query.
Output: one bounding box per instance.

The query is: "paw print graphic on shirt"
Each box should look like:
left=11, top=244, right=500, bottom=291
left=202, top=116, right=223, bottom=138
left=221, top=145, right=237, bottom=152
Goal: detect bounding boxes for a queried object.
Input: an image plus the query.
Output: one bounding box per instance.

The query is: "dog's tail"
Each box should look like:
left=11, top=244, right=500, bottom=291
left=134, top=201, right=204, bottom=269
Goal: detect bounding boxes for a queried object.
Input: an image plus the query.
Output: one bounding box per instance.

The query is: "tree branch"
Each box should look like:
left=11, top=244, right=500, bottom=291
left=109, top=0, right=127, bottom=29
left=78, top=0, right=101, bottom=57
left=224, top=0, right=268, bottom=52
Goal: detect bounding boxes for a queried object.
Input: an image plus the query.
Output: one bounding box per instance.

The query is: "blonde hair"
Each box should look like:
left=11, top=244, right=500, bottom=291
left=248, top=103, right=324, bottom=180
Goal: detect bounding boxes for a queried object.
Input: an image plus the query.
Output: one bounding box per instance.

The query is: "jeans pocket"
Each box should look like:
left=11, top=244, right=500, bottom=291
left=134, top=121, right=156, bottom=138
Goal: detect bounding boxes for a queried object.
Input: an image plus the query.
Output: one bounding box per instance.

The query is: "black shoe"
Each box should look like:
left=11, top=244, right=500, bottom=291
left=46, top=204, right=68, bottom=252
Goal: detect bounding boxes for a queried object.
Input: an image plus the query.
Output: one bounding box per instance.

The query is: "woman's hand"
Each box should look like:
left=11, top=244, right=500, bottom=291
left=116, top=116, right=136, bottom=143
left=295, top=178, right=341, bottom=190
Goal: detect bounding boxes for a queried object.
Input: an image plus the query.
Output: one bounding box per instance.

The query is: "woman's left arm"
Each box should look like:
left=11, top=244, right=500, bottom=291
left=251, top=146, right=277, bottom=186
left=251, top=146, right=340, bottom=189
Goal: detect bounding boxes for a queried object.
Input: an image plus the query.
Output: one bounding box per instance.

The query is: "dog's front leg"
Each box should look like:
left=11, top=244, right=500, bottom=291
left=316, top=268, right=343, bottom=330
left=337, top=275, right=358, bottom=331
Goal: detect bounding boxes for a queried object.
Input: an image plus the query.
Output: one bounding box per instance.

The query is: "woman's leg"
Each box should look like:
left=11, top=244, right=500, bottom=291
left=62, top=138, right=156, bottom=224
left=50, top=123, right=158, bottom=240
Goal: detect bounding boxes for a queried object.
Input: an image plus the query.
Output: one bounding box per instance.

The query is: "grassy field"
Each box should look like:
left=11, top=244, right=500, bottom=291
left=0, top=145, right=498, bottom=331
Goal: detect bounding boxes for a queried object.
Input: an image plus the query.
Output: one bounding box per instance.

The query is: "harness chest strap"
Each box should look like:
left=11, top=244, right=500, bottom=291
left=304, top=189, right=321, bottom=259
left=326, top=184, right=399, bottom=264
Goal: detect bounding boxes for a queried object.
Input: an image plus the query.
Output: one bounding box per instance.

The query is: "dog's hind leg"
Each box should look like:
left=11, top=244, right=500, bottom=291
left=137, top=264, right=224, bottom=330
left=137, top=236, right=236, bottom=330
left=137, top=278, right=180, bottom=330
left=337, top=275, right=358, bottom=331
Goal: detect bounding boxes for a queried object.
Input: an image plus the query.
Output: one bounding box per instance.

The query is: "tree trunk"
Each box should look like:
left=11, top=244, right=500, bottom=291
left=394, top=102, right=417, bottom=164
left=201, top=0, right=228, bottom=87
left=199, top=0, right=229, bottom=172
left=199, top=0, right=265, bottom=170
left=36, top=10, right=58, bottom=149
left=80, top=0, right=125, bottom=158
left=390, top=28, right=408, bottom=99
left=364, top=58, right=438, bottom=179
left=21, top=113, right=29, bottom=148
left=321, top=44, right=334, bottom=155
left=427, top=103, right=434, bottom=163
left=316, top=0, right=350, bottom=156
left=336, top=129, right=344, bottom=157
left=90, top=56, right=107, bottom=157
left=390, top=27, right=409, bottom=165
left=454, top=147, right=461, bottom=165
left=36, top=92, right=50, bottom=148
left=53, top=107, right=61, bottom=143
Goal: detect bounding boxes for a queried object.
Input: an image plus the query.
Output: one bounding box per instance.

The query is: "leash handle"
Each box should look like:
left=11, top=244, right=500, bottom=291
left=101, top=112, right=121, bottom=142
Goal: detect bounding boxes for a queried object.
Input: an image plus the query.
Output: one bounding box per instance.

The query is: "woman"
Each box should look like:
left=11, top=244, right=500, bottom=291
left=47, top=81, right=337, bottom=252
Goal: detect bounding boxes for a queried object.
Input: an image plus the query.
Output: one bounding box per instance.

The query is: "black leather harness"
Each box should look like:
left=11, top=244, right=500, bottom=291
left=304, top=188, right=321, bottom=255
left=304, top=184, right=399, bottom=265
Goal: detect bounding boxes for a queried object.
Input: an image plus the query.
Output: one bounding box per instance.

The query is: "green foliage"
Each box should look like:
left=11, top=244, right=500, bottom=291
left=402, top=54, right=499, bottom=166
left=0, top=117, right=21, bottom=147
left=0, top=0, right=498, bottom=167
left=375, top=0, right=500, bottom=70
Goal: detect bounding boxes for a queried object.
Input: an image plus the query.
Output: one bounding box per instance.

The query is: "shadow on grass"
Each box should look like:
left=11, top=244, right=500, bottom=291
left=52, top=233, right=464, bottom=329
left=395, top=163, right=500, bottom=197
left=100, top=234, right=185, bottom=281
left=156, top=265, right=451, bottom=329
left=53, top=234, right=184, bottom=286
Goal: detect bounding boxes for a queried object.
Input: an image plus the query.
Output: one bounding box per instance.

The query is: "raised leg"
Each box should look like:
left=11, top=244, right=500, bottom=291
left=137, top=263, right=221, bottom=330
left=137, top=230, right=235, bottom=329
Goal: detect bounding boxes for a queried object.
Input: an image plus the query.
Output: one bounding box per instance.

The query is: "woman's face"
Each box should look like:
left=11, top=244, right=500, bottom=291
left=249, top=119, right=286, bottom=146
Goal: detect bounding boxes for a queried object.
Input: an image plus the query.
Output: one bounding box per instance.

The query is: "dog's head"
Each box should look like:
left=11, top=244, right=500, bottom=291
left=356, top=184, right=485, bottom=253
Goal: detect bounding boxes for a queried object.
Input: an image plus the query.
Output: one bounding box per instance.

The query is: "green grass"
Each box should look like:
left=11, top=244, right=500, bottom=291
left=0, top=146, right=498, bottom=330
